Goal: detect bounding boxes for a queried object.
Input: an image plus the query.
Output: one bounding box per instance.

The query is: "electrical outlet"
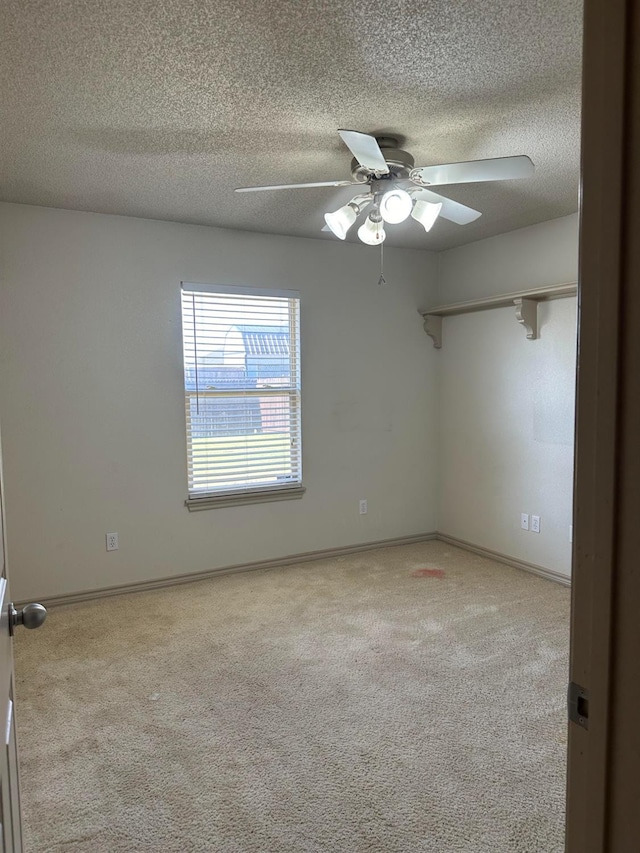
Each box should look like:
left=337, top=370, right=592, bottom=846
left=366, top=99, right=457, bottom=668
left=531, top=515, right=541, bottom=534
left=359, top=499, right=368, bottom=515
left=520, top=513, right=529, bottom=531
left=106, top=532, right=119, bottom=551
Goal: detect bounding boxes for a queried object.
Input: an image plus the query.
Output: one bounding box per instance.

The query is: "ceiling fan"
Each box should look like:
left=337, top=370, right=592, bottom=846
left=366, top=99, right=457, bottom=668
left=235, top=130, right=535, bottom=245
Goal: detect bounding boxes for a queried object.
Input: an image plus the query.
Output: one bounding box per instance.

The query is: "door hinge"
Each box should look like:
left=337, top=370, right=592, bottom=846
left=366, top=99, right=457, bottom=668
left=568, top=682, right=589, bottom=729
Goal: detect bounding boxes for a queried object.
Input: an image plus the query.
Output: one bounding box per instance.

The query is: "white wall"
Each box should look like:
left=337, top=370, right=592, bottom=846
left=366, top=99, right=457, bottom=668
left=0, top=205, right=579, bottom=598
left=0, top=203, right=439, bottom=600
left=438, top=213, right=579, bottom=301
left=436, top=215, right=578, bottom=576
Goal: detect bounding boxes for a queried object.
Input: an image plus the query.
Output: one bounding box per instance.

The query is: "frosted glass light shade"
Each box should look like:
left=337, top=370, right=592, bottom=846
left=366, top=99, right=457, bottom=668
left=324, top=203, right=358, bottom=239
left=357, top=215, right=386, bottom=245
left=379, top=188, right=412, bottom=224
left=411, top=200, right=442, bottom=233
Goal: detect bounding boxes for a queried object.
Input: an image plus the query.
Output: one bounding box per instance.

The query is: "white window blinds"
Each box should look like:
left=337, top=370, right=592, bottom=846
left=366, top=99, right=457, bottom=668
left=181, top=283, right=302, bottom=500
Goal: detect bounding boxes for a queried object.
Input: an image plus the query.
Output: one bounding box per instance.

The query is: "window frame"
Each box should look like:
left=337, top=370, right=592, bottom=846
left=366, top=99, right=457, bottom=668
left=180, top=282, right=304, bottom=511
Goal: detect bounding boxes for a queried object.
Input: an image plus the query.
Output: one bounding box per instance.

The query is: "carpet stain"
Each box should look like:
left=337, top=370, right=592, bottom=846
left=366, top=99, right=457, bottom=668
left=411, top=568, right=446, bottom=578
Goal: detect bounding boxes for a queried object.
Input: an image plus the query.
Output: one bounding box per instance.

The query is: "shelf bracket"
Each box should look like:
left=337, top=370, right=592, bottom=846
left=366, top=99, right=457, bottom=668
left=423, top=314, right=442, bottom=349
left=514, top=297, right=538, bottom=340
left=419, top=282, right=576, bottom=347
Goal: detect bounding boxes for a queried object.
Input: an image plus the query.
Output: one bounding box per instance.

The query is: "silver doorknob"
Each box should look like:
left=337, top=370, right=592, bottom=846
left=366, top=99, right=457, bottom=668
left=9, top=602, right=47, bottom=633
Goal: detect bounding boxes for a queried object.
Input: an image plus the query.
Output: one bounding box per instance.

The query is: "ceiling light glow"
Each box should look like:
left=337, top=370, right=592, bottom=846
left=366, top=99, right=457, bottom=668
left=379, top=188, right=413, bottom=224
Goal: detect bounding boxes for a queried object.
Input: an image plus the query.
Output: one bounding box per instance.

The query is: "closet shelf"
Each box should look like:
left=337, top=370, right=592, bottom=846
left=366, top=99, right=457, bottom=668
left=419, top=281, right=577, bottom=348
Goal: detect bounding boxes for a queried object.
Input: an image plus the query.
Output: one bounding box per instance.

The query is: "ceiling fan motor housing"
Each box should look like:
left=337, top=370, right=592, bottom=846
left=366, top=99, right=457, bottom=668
left=351, top=137, right=415, bottom=183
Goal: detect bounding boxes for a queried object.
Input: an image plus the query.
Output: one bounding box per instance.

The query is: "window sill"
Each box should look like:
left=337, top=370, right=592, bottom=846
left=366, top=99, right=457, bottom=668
left=185, top=485, right=306, bottom=512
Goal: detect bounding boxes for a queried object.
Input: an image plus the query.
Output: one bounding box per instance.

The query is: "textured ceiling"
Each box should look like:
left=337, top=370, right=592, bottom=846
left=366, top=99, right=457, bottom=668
left=0, top=0, right=583, bottom=250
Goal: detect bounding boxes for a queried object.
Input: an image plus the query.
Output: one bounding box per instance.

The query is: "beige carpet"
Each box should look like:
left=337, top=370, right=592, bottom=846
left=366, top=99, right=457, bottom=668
left=14, top=542, right=570, bottom=852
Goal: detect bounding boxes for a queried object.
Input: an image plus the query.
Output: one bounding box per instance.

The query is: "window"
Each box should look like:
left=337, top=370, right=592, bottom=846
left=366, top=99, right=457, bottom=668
left=181, top=283, right=303, bottom=509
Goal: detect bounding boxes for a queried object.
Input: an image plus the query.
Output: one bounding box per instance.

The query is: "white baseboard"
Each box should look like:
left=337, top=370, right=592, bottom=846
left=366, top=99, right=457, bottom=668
left=23, top=530, right=570, bottom=609
left=25, top=532, right=439, bottom=608
left=436, top=533, right=572, bottom=587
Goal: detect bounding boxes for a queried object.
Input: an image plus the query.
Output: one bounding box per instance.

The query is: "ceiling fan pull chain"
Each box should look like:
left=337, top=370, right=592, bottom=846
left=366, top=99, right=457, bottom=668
left=378, top=241, right=386, bottom=286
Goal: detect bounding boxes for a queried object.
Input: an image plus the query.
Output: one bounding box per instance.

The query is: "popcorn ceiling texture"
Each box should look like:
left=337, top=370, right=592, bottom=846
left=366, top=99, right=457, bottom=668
left=0, top=0, right=582, bottom=250
left=15, top=542, right=569, bottom=852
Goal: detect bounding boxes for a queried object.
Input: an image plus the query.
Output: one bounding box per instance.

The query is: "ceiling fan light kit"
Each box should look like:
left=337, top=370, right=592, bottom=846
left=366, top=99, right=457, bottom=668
left=324, top=194, right=372, bottom=240
left=358, top=213, right=386, bottom=245
left=411, top=200, right=443, bottom=233
left=236, top=129, right=535, bottom=247
left=323, top=204, right=356, bottom=240
left=379, top=188, right=413, bottom=224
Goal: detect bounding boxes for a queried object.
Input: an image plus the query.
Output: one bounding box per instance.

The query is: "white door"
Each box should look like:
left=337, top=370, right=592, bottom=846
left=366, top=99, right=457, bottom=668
left=566, top=0, right=640, bottom=848
left=0, top=428, right=47, bottom=851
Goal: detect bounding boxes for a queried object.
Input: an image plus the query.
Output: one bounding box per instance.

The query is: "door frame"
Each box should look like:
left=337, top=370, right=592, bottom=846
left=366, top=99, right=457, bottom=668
left=566, top=0, right=640, bottom=848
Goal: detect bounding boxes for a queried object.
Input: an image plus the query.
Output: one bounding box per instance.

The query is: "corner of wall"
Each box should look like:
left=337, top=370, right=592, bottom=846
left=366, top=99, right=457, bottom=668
left=431, top=214, right=579, bottom=577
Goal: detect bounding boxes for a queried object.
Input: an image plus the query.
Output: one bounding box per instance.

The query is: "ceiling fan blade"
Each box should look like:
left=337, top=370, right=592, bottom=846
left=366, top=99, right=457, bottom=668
left=411, top=188, right=482, bottom=225
left=235, top=180, right=356, bottom=193
left=338, top=130, right=390, bottom=174
left=411, top=155, right=534, bottom=187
